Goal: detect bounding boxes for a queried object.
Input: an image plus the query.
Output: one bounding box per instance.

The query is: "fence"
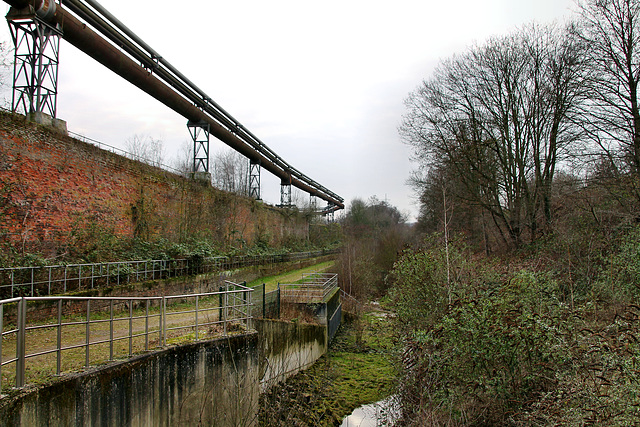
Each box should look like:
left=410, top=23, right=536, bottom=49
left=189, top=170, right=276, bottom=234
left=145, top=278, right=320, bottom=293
left=328, top=303, right=342, bottom=341
left=0, top=281, right=252, bottom=391
left=248, top=284, right=278, bottom=319
left=339, top=289, right=362, bottom=314
left=279, top=273, right=338, bottom=303
left=0, top=249, right=339, bottom=299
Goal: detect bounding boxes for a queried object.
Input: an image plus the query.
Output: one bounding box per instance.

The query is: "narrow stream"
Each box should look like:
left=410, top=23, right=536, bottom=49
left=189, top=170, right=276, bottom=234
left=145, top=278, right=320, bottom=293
left=341, top=395, right=400, bottom=426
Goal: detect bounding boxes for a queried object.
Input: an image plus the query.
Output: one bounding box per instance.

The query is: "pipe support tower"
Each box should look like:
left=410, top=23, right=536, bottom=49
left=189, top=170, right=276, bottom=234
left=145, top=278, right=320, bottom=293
left=3, top=0, right=344, bottom=210
left=7, top=4, right=61, bottom=118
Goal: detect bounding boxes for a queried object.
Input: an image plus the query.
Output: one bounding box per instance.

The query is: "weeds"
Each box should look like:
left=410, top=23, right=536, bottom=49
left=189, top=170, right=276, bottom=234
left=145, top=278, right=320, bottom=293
left=390, top=232, right=640, bottom=426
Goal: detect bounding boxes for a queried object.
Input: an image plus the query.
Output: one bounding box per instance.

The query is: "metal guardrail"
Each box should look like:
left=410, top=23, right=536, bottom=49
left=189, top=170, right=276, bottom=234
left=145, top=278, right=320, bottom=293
left=249, top=284, right=280, bottom=319
left=0, top=281, right=252, bottom=391
left=0, top=249, right=339, bottom=298
left=339, top=289, right=362, bottom=313
left=328, top=303, right=342, bottom=341
left=279, top=273, right=338, bottom=303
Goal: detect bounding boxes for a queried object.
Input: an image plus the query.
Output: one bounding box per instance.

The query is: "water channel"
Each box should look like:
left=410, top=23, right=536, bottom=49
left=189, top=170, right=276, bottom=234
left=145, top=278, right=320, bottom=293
left=341, top=395, right=400, bottom=426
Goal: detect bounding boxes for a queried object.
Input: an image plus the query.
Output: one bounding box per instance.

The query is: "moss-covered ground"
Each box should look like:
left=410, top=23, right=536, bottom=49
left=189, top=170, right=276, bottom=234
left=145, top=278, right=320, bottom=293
left=259, top=308, right=396, bottom=426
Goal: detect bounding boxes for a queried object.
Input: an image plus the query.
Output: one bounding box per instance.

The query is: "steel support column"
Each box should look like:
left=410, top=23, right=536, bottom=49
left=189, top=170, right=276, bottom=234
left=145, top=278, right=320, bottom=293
left=323, top=202, right=337, bottom=221
left=7, top=10, right=61, bottom=117
left=280, top=181, right=292, bottom=208
left=326, top=209, right=335, bottom=223
left=249, top=159, right=261, bottom=200
left=187, top=120, right=210, bottom=174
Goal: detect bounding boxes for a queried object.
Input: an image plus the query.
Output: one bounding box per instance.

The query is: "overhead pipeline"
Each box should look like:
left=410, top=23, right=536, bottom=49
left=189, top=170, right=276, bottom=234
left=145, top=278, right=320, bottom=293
left=3, top=0, right=344, bottom=209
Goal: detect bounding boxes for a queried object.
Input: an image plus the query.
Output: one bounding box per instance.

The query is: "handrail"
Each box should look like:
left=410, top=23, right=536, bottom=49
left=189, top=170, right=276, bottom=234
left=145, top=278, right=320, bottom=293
left=0, top=249, right=339, bottom=298
left=0, top=281, right=253, bottom=391
left=279, top=273, right=338, bottom=303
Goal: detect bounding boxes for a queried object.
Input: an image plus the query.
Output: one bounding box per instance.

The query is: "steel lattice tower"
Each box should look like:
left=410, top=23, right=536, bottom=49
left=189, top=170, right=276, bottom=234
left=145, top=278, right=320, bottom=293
left=7, top=8, right=61, bottom=118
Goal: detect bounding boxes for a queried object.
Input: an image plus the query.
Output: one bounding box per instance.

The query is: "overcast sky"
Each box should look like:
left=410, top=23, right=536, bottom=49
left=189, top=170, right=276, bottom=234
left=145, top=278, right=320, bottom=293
left=0, top=0, right=576, bottom=220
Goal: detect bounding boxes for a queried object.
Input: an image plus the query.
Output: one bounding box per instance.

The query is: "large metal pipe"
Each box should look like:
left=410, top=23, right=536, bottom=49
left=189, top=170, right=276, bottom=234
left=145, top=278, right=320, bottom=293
left=4, top=0, right=344, bottom=209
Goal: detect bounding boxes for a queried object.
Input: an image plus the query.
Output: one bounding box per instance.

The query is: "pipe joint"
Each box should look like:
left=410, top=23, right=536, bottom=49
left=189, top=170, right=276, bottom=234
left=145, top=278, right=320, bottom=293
left=35, top=0, right=56, bottom=19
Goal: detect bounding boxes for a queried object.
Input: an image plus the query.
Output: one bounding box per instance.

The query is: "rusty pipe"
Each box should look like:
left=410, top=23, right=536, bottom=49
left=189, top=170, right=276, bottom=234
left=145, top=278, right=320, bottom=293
left=4, top=0, right=344, bottom=208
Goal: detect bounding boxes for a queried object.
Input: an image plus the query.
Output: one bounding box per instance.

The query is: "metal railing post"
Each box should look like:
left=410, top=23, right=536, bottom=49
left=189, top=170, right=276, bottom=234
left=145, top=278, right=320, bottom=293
left=109, top=300, right=114, bottom=360
left=15, top=297, right=26, bottom=387
left=129, top=301, right=133, bottom=356
left=223, top=283, right=228, bottom=336
left=244, top=285, right=250, bottom=330
left=145, top=299, right=149, bottom=351
left=195, top=295, right=199, bottom=341
left=218, top=287, right=223, bottom=323
left=57, top=299, right=62, bottom=374
left=162, top=296, right=166, bottom=346
left=85, top=300, right=90, bottom=367
left=0, top=302, right=3, bottom=393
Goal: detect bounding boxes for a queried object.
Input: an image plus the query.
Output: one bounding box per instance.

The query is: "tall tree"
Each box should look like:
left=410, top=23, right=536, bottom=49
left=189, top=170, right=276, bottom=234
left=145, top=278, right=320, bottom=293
left=576, top=0, right=640, bottom=193
left=401, top=24, right=584, bottom=248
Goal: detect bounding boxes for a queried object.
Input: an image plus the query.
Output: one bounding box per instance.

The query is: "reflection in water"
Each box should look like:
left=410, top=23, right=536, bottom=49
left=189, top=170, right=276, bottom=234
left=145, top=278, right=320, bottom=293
left=341, top=395, right=399, bottom=427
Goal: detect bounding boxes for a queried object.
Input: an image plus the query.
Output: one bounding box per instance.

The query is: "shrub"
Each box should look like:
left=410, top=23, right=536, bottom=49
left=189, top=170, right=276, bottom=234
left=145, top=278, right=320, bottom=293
left=394, top=267, right=568, bottom=425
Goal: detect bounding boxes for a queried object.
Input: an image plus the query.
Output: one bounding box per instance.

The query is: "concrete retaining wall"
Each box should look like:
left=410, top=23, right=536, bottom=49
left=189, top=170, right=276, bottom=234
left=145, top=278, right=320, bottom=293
left=0, top=319, right=328, bottom=426
left=256, top=319, right=328, bottom=390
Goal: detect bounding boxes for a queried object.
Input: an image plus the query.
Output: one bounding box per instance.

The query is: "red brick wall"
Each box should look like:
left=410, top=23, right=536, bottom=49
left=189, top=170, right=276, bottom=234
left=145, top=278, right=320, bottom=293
left=0, top=111, right=308, bottom=258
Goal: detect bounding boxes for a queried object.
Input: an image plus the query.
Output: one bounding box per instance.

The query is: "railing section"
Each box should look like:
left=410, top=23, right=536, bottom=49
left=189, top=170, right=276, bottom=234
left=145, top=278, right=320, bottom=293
left=0, top=281, right=253, bottom=392
left=328, top=303, right=342, bottom=341
left=0, top=249, right=339, bottom=298
left=279, top=272, right=338, bottom=303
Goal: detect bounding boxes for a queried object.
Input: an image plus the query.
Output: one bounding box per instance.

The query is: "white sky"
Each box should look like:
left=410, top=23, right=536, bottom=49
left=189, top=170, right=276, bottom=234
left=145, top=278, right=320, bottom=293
left=0, top=0, right=576, bottom=221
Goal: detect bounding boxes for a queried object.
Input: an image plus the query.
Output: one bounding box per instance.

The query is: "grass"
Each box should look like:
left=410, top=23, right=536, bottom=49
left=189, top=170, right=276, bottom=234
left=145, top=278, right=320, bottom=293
left=246, top=260, right=334, bottom=292
left=327, top=311, right=396, bottom=413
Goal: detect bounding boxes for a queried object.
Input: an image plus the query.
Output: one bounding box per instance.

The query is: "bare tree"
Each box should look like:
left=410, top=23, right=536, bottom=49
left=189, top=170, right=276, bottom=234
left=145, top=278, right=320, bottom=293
left=401, top=24, right=585, bottom=248
left=212, top=149, right=249, bottom=195
left=172, top=139, right=194, bottom=177
left=0, top=41, right=13, bottom=108
left=125, top=134, right=166, bottom=168
left=576, top=0, right=640, bottom=186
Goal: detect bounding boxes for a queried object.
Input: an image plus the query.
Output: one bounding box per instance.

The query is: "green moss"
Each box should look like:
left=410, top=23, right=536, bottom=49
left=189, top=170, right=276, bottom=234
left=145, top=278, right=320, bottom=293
left=259, top=308, right=396, bottom=425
